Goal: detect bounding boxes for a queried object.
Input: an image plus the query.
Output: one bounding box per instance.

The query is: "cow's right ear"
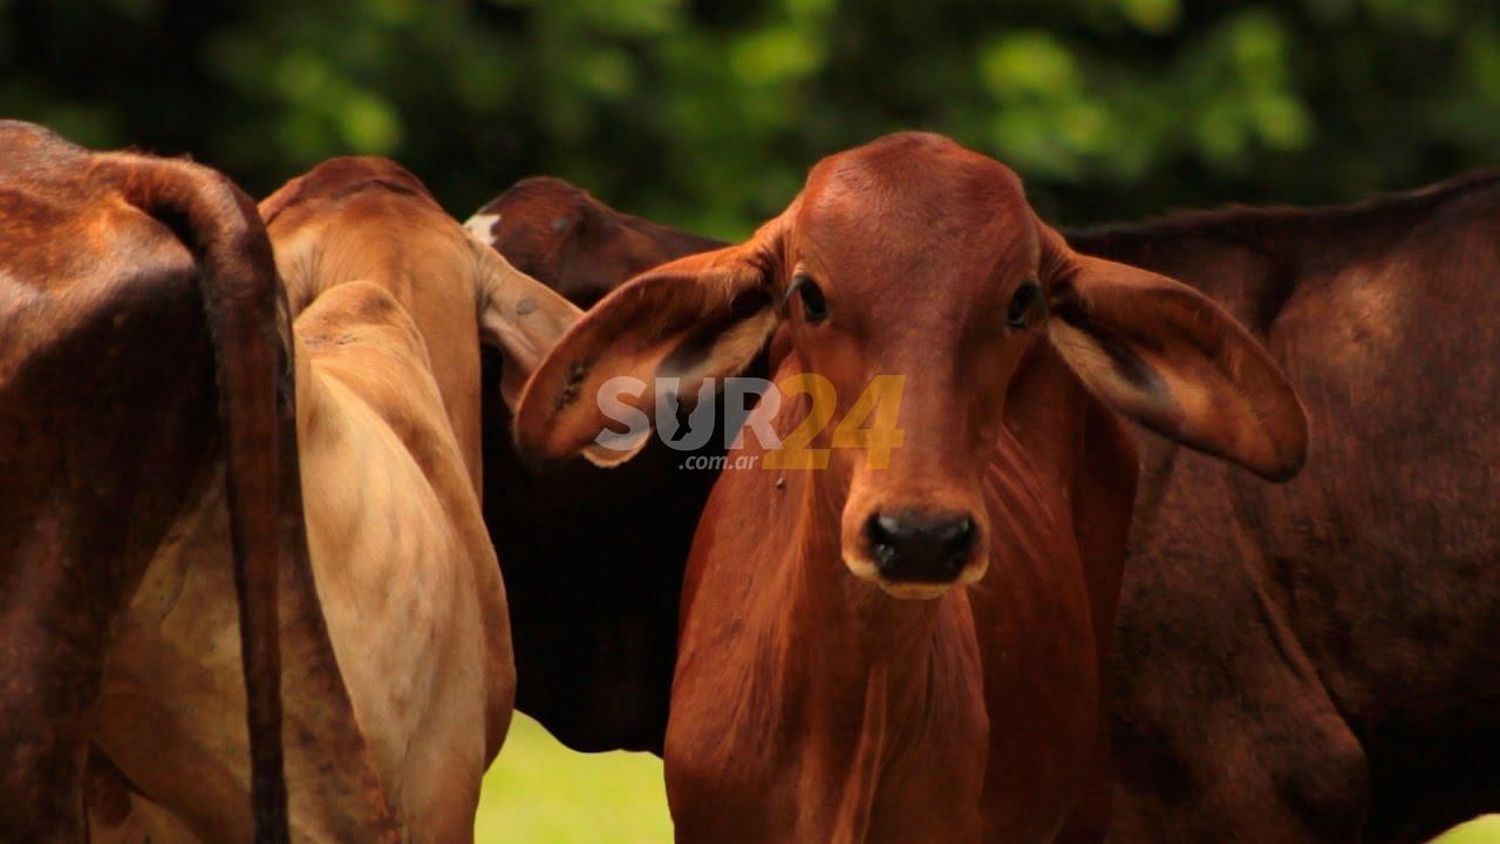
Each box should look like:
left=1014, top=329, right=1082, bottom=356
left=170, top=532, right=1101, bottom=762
left=513, top=216, right=785, bottom=468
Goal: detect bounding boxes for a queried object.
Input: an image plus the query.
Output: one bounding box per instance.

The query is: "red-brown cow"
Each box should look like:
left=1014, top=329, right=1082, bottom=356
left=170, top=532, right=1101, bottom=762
left=492, top=171, right=1500, bottom=841
left=1064, top=172, right=1500, bottom=842
left=0, top=121, right=294, bottom=842
left=514, top=133, right=1305, bottom=841
left=466, top=179, right=730, bottom=752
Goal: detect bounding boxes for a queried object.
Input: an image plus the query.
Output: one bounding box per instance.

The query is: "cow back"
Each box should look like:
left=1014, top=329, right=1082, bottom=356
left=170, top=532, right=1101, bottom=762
left=1070, top=174, right=1500, bottom=841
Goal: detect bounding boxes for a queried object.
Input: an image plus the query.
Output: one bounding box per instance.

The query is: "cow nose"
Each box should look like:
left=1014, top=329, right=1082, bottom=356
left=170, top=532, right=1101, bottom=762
left=865, top=510, right=976, bottom=583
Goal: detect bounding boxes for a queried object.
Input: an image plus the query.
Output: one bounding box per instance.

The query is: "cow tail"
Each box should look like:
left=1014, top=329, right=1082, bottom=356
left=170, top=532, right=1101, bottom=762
left=100, top=154, right=296, bottom=844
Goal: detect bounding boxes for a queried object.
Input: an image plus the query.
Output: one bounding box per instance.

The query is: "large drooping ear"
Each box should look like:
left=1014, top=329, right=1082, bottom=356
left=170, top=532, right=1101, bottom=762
left=513, top=214, right=786, bottom=468
left=472, top=238, right=586, bottom=408
left=1039, top=223, right=1308, bottom=481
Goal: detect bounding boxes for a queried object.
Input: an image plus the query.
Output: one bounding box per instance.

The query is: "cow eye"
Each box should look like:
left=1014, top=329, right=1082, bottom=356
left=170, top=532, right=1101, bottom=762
left=1006, top=280, right=1042, bottom=329
left=791, top=274, right=828, bottom=324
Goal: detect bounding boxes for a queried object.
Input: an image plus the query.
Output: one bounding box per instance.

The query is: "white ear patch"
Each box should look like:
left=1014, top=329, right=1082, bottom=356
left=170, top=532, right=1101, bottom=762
left=464, top=212, right=501, bottom=243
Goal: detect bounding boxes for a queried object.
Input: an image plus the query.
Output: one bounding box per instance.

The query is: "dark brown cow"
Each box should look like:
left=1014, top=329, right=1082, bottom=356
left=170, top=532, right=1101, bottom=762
left=0, top=122, right=294, bottom=842
left=514, top=133, right=1304, bottom=841
left=467, top=176, right=723, bottom=307
left=1063, top=172, right=1500, bottom=842
left=466, top=179, right=729, bottom=752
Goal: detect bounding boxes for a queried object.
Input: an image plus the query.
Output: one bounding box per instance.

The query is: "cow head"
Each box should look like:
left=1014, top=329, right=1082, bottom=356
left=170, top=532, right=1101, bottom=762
left=515, top=133, right=1305, bottom=599
left=259, top=158, right=582, bottom=412
left=466, top=176, right=725, bottom=308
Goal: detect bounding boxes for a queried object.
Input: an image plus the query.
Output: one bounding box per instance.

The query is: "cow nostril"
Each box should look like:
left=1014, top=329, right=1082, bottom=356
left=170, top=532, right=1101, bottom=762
left=871, top=513, right=913, bottom=542
left=936, top=516, right=974, bottom=546
left=938, top=517, right=974, bottom=575
left=865, top=513, right=902, bottom=574
left=942, top=516, right=975, bottom=552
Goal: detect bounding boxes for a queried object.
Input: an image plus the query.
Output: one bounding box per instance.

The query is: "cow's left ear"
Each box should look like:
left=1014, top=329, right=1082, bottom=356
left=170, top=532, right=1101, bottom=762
left=473, top=240, right=585, bottom=408
left=1038, top=224, right=1308, bottom=481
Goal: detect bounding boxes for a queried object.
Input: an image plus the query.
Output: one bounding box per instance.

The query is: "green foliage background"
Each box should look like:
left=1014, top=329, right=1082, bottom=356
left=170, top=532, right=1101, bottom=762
left=4, top=0, right=1496, bottom=237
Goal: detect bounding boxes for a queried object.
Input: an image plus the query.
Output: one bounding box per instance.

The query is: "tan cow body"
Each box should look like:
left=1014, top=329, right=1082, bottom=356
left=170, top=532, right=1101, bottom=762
left=90, top=158, right=579, bottom=842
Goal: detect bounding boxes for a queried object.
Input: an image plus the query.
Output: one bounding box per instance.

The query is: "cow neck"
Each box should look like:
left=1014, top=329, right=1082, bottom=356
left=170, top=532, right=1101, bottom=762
left=775, top=457, right=964, bottom=783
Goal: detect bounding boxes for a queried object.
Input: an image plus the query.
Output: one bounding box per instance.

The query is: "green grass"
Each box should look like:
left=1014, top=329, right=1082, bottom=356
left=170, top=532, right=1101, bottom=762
left=473, top=719, right=1499, bottom=844
left=475, top=714, right=673, bottom=843
left=1435, top=816, right=1500, bottom=844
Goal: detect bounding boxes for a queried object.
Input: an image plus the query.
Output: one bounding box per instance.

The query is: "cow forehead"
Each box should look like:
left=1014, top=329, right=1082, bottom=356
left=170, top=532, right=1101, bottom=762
left=793, top=133, right=1037, bottom=283
left=798, top=135, right=1032, bottom=266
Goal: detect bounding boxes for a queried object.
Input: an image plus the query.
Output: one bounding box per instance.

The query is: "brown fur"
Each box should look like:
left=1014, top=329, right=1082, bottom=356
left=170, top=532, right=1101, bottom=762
left=0, top=121, right=296, bottom=842
left=470, top=176, right=723, bottom=307
left=88, top=158, right=579, bottom=842
left=1063, top=171, right=1500, bottom=842
left=485, top=168, right=1500, bottom=840
left=514, top=133, right=1303, bottom=841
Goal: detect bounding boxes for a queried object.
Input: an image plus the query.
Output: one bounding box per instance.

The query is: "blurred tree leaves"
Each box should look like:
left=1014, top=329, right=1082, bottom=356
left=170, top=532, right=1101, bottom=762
left=0, top=0, right=1494, bottom=237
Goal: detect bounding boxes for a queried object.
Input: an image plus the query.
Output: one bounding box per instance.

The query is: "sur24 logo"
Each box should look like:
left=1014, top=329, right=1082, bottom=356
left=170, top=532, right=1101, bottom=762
left=594, top=374, right=906, bottom=469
